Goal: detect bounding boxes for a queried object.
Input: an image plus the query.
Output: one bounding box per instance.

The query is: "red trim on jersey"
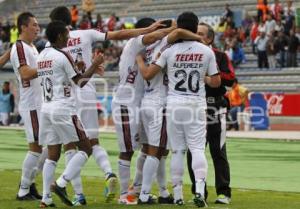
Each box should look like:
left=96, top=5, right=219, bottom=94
left=16, top=40, right=27, bottom=67
left=72, top=115, right=87, bottom=141
left=30, top=110, right=39, bottom=142
left=120, top=105, right=133, bottom=152
left=54, top=47, right=80, bottom=74
left=159, top=108, right=168, bottom=148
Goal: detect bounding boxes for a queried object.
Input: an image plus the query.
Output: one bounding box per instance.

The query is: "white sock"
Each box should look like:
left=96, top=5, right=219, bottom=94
left=19, top=151, right=41, bottom=196
left=170, top=150, right=185, bottom=201
left=42, top=159, right=56, bottom=204
left=65, top=149, right=83, bottom=195
left=191, top=150, right=207, bottom=196
left=131, top=152, right=146, bottom=195
left=92, top=145, right=112, bottom=177
left=118, top=159, right=131, bottom=196
left=30, top=148, right=48, bottom=183
left=157, top=156, right=170, bottom=198
left=56, top=151, right=88, bottom=188
left=139, top=156, right=159, bottom=202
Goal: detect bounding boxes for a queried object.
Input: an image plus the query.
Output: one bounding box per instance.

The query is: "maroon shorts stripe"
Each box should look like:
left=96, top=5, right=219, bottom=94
left=30, top=110, right=39, bottom=142
left=71, top=115, right=87, bottom=141
left=16, top=40, right=27, bottom=66
left=120, top=105, right=133, bottom=152
left=159, top=108, right=167, bottom=148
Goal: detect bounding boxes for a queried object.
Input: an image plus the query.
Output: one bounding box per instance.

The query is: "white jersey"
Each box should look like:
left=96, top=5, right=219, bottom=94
left=114, top=35, right=145, bottom=105
left=37, top=47, right=78, bottom=115
left=143, top=37, right=169, bottom=104
left=10, top=40, right=42, bottom=111
left=45, top=29, right=107, bottom=92
left=155, top=41, right=218, bottom=108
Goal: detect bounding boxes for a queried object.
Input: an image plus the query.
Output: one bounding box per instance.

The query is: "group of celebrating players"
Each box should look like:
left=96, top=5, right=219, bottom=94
left=8, top=4, right=234, bottom=208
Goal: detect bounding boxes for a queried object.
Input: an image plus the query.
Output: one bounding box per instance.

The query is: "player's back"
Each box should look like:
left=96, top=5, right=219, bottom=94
left=143, top=38, right=168, bottom=105
left=114, top=36, right=145, bottom=105
left=159, top=41, right=216, bottom=107
left=10, top=40, right=42, bottom=111
left=37, top=47, right=77, bottom=115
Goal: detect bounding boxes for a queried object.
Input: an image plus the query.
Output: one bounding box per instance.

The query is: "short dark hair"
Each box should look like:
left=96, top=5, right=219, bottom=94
left=199, top=22, right=215, bottom=44
left=49, top=6, right=71, bottom=25
left=135, top=17, right=155, bottom=29
left=177, top=12, right=199, bottom=33
left=17, top=12, right=35, bottom=33
left=46, top=21, right=68, bottom=44
left=3, top=81, right=9, bottom=85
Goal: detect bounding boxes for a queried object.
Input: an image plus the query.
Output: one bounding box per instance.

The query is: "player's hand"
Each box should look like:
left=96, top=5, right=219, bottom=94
left=75, top=60, right=86, bottom=72
left=95, top=64, right=105, bottom=76
left=147, top=20, right=166, bottom=32
left=93, top=52, right=104, bottom=66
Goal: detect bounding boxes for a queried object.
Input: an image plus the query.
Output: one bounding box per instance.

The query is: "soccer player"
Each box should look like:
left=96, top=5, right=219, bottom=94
left=112, top=17, right=175, bottom=204
left=135, top=12, right=221, bottom=207
left=10, top=12, right=47, bottom=200
left=37, top=21, right=104, bottom=207
left=135, top=25, right=206, bottom=204
left=186, top=23, right=235, bottom=204
left=48, top=6, right=163, bottom=205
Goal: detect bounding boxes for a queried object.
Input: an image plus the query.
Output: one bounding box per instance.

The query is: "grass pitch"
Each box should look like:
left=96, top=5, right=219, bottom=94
left=0, top=129, right=300, bottom=209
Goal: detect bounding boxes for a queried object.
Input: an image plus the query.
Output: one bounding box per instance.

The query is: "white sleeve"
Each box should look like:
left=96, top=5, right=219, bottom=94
left=132, top=35, right=146, bottom=52
left=11, top=42, right=30, bottom=69
left=87, top=29, right=107, bottom=42
left=62, top=55, right=77, bottom=79
left=207, top=49, right=219, bottom=76
left=153, top=48, right=168, bottom=69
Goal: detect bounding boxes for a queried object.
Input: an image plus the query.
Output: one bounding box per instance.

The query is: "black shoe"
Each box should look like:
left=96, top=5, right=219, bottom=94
left=30, top=183, right=42, bottom=200
left=175, top=199, right=184, bottom=206
left=50, top=182, right=73, bottom=206
left=194, top=193, right=208, bottom=207
left=158, top=194, right=174, bottom=204
left=16, top=193, right=36, bottom=201
left=40, top=202, right=56, bottom=208
left=138, top=196, right=156, bottom=204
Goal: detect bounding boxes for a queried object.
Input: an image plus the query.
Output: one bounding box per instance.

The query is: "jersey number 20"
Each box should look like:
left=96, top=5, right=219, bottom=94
left=174, top=70, right=200, bottom=93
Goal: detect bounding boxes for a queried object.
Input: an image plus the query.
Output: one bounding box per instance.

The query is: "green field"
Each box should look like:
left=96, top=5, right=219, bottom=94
left=0, top=129, right=300, bottom=209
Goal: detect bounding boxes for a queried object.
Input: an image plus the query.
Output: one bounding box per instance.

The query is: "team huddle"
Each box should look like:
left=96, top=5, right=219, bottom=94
left=10, top=5, right=233, bottom=208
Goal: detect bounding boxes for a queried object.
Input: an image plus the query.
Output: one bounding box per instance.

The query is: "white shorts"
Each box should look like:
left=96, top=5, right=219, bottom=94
left=39, top=113, right=87, bottom=146
left=112, top=101, right=140, bottom=152
left=76, top=91, right=99, bottom=139
left=140, top=101, right=168, bottom=148
left=19, top=109, right=40, bottom=143
left=0, top=112, right=9, bottom=125
left=166, top=104, right=207, bottom=151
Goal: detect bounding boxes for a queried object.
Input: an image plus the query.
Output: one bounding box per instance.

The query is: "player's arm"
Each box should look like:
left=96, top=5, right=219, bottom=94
left=136, top=54, right=161, bottom=80
left=142, top=26, right=176, bottom=46
left=205, top=49, right=221, bottom=88
left=0, top=48, right=11, bottom=68
left=72, top=53, right=104, bottom=87
left=106, top=20, right=164, bottom=40
left=205, top=74, right=221, bottom=88
left=167, top=28, right=203, bottom=44
left=19, top=66, right=38, bottom=81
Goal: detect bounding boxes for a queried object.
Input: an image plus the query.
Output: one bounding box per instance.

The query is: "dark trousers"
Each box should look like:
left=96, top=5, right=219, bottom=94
left=187, top=113, right=231, bottom=198
left=257, top=50, right=269, bottom=68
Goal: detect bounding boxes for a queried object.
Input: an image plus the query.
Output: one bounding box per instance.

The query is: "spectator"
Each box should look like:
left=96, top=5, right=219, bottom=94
left=223, top=3, right=234, bottom=19
left=276, top=30, right=288, bottom=67
left=283, top=0, right=295, bottom=35
left=0, top=81, right=14, bottom=126
left=2, top=21, right=10, bottom=50
left=9, top=24, right=18, bottom=46
left=228, top=79, right=249, bottom=131
left=232, top=43, right=246, bottom=67
left=107, top=13, right=116, bottom=31
left=255, top=31, right=269, bottom=68
left=79, top=14, right=92, bottom=30
left=270, top=0, right=283, bottom=21
left=287, top=29, right=299, bottom=67
left=94, top=13, right=104, bottom=31
left=82, top=0, right=95, bottom=13
left=274, top=19, right=284, bottom=32
left=266, top=34, right=279, bottom=68
left=71, top=5, right=79, bottom=28
left=257, top=0, right=269, bottom=22
left=250, top=17, right=259, bottom=54
left=265, top=13, right=276, bottom=36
